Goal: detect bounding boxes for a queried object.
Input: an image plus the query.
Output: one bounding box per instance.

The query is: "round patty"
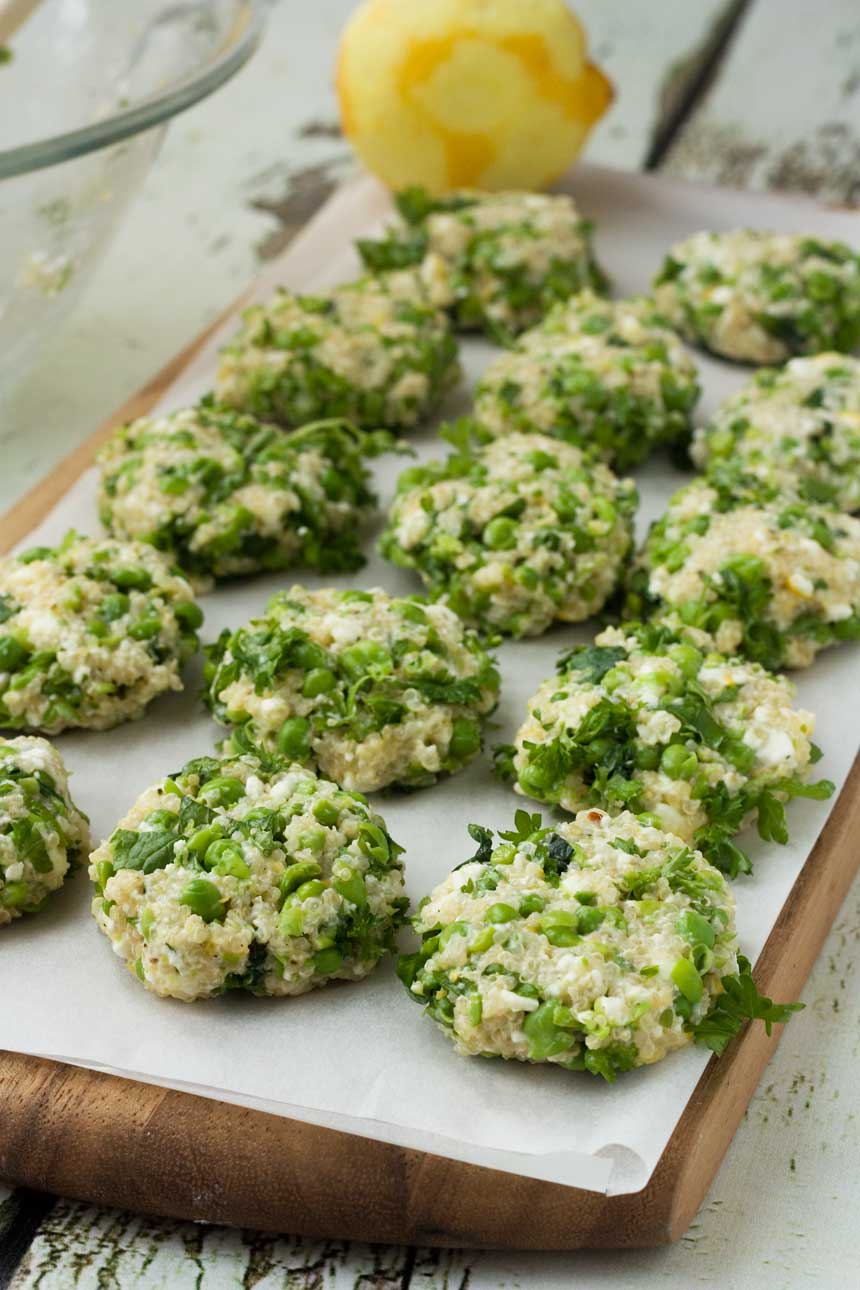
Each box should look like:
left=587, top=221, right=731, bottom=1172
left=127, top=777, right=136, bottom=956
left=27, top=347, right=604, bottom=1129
left=0, top=736, right=90, bottom=926
left=203, top=586, right=500, bottom=792
left=89, top=750, right=407, bottom=1001
left=0, top=532, right=202, bottom=732
left=400, top=806, right=738, bottom=1079
left=473, top=291, right=700, bottom=469
left=653, top=230, right=860, bottom=364
left=380, top=428, right=636, bottom=636
left=98, top=402, right=384, bottom=589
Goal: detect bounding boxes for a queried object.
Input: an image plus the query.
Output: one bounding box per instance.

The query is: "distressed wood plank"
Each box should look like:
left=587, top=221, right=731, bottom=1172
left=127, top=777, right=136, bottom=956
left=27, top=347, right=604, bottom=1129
left=662, top=0, right=860, bottom=201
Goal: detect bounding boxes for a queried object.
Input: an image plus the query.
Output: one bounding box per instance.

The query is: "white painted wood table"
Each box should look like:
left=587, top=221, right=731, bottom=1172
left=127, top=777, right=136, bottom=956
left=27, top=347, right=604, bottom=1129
left=2, top=2, right=860, bottom=1285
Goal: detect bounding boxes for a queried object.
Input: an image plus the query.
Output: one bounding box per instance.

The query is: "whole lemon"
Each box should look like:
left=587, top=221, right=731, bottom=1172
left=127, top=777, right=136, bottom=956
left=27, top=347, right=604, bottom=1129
left=336, top=0, right=613, bottom=194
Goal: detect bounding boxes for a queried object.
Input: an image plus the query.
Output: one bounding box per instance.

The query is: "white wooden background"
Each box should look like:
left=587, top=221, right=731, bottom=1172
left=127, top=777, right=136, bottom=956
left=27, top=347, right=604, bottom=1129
left=2, top=1, right=860, bottom=1286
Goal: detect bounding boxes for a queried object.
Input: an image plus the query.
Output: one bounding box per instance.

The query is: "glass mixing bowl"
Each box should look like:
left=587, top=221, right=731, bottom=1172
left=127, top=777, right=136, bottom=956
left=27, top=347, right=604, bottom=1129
left=0, top=0, right=263, bottom=380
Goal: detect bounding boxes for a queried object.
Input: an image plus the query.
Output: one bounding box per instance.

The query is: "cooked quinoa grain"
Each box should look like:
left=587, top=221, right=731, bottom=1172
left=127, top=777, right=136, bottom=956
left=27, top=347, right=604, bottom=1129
left=0, top=737, right=89, bottom=926
left=98, top=402, right=385, bottom=589
left=625, top=478, right=860, bottom=670
left=0, top=532, right=202, bottom=733
left=89, top=750, right=406, bottom=1001
left=653, top=231, right=860, bottom=364
left=473, top=291, right=700, bottom=469
left=357, top=187, right=606, bottom=341
left=215, top=261, right=460, bottom=432
left=380, top=427, right=636, bottom=637
left=203, top=586, right=500, bottom=793
left=400, top=808, right=738, bottom=1079
left=502, top=622, right=829, bottom=876
left=692, top=354, right=860, bottom=511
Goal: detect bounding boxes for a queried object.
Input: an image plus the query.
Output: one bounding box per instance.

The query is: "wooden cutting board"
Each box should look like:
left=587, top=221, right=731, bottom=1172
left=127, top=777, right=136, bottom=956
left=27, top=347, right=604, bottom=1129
left=2, top=170, right=860, bottom=1250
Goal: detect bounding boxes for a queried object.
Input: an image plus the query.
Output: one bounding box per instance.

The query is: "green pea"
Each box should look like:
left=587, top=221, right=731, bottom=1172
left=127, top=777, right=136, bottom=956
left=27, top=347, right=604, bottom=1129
left=297, top=826, right=326, bottom=855
left=198, top=775, right=245, bottom=807
left=333, top=867, right=368, bottom=908
left=179, top=878, right=226, bottom=923
left=575, top=906, right=607, bottom=934
left=88, top=618, right=110, bottom=638
left=517, top=761, right=555, bottom=796
left=448, top=717, right=481, bottom=762
left=668, top=643, right=703, bottom=679
left=296, top=879, right=326, bottom=900
left=302, top=667, right=336, bottom=698
left=522, top=1000, right=573, bottom=1061
left=357, top=822, right=389, bottom=864
left=540, top=909, right=578, bottom=928
left=94, top=860, right=114, bottom=894
left=660, top=743, right=698, bottom=780
left=175, top=600, right=204, bottom=630
left=1, top=881, right=30, bottom=909
left=100, top=592, right=129, bottom=622
left=312, top=799, right=339, bottom=827
left=484, top=516, right=517, bottom=550
left=671, top=956, right=704, bottom=1003
left=112, top=566, right=153, bottom=591
left=637, top=812, right=663, bottom=829
left=486, top=902, right=518, bottom=924
left=128, top=616, right=162, bottom=640
left=204, top=839, right=250, bottom=879
left=468, top=925, right=495, bottom=955
left=277, top=716, right=311, bottom=761
left=340, top=640, right=392, bottom=678
left=278, top=902, right=305, bottom=937
left=187, top=823, right=225, bottom=856
left=143, top=808, right=178, bottom=829
left=519, top=894, right=545, bottom=916
left=0, top=637, right=27, bottom=672
left=439, top=920, right=469, bottom=945
left=675, top=909, right=715, bottom=948
left=280, top=860, right=322, bottom=897
left=313, top=947, right=343, bottom=975
left=633, top=742, right=661, bottom=771
left=543, top=925, right=582, bottom=947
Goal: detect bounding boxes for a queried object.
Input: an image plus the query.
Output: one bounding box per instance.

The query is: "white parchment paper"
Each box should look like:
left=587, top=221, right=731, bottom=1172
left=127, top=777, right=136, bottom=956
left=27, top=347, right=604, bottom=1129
left=3, top=167, right=860, bottom=1196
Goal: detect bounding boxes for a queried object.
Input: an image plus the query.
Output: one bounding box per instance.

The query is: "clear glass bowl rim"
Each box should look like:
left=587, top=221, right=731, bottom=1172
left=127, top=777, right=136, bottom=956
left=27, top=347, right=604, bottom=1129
left=0, top=1, right=265, bottom=180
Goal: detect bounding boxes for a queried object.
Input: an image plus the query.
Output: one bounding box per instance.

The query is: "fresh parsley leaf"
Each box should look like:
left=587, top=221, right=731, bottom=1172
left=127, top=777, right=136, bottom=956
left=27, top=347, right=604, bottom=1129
left=499, top=808, right=543, bottom=845
left=557, top=644, right=627, bottom=685
left=467, top=823, right=493, bottom=865
left=694, top=955, right=804, bottom=1055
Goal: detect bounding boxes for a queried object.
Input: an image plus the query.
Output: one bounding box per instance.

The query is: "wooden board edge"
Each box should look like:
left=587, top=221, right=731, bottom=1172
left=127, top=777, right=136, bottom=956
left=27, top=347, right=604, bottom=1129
left=2, top=753, right=858, bottom=1249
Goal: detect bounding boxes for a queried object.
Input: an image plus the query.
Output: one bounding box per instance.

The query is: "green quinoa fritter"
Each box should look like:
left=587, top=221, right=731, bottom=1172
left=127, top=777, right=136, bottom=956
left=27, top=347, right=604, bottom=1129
left=0, top=532, right=202, bottom=733
left=653, top=230, right=860, bottom=364
left=624, top=477, right=860, bottom=670
left=500, top=622, right=831, bottom=878
left=98, top=402, right=388, bottom=589
left=357, top=187, right=607, bottom=342
left=400, top=807, right=748, bottom=1080
left=89, top=749, right=407, bottom=1002
left=215, top=261, right=460, bottom=432
left=691, top=353, right=860, bottom=512
left=203, top=586, right=500, bottom=793
left=0, top=736, right=90, bottom=926
left=380, top=425, right=637, bottom=637
left=473, top=291, right=700, bottom=470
